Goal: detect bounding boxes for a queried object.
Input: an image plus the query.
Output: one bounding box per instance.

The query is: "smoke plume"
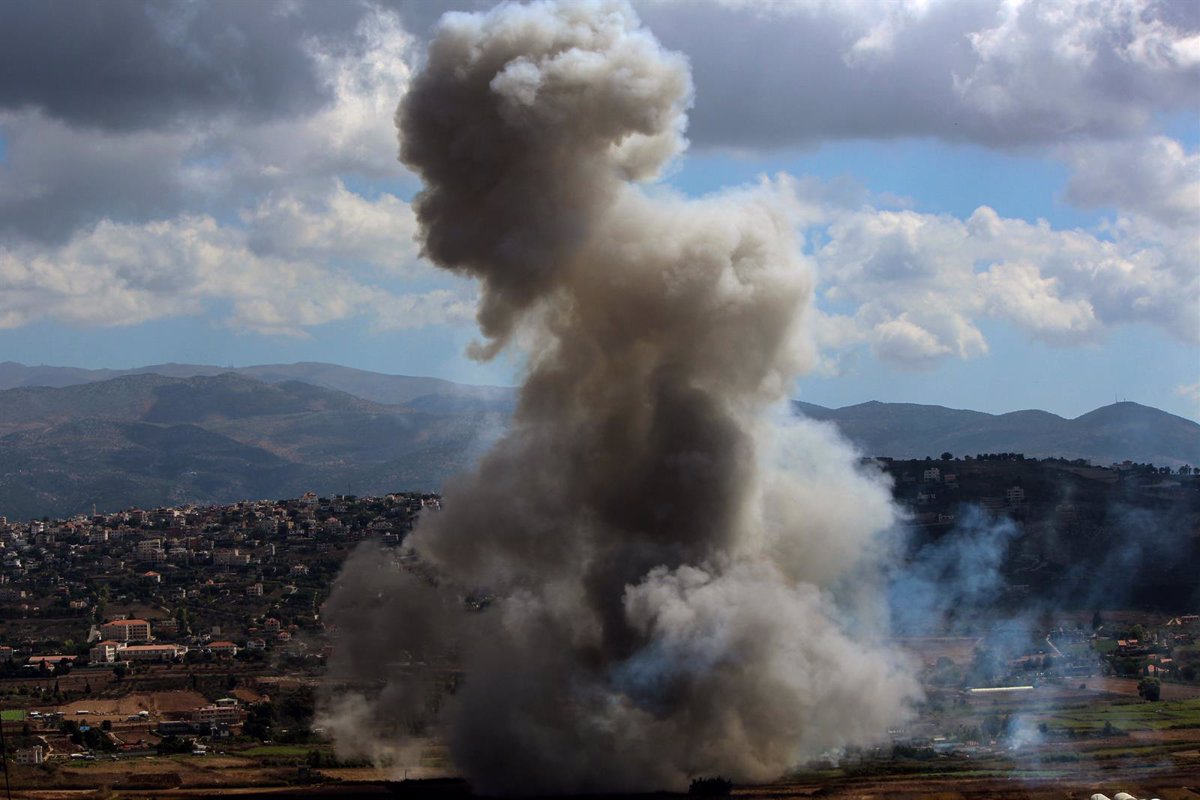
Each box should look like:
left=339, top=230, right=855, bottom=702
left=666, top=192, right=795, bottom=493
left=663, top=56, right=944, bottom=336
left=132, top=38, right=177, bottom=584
left=320, top=1, right=918, bottom=793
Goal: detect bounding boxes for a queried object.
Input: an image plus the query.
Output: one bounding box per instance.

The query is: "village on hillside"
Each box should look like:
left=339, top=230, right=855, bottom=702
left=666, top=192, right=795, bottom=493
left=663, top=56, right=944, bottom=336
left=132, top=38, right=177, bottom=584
left=0, top=455, right=1194, bottom=793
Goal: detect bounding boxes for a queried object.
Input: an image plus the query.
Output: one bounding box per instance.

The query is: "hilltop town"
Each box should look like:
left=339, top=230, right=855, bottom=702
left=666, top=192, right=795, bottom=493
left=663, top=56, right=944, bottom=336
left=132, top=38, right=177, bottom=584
left=0, top=456, right=1194, bottom=793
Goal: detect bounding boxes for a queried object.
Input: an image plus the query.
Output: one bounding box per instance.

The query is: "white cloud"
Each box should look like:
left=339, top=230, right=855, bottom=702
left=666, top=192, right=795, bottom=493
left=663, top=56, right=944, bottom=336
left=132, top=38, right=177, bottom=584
left=0, top=0, right=1194, bottom=381
left=1063, top=136, right=1200, bottom=229
left=0, top=5, right=449, bottom=339
left=0, top=184, right=471, bottom=338
left=803, top=191, right=1197, bottom=368
left=210, top=6, right=415, bottom=191
left=640, top=0, right=1199, bottom=148
left=0, top=5, right=415, bottom=243
left=242, top=182, right=421, bottom=272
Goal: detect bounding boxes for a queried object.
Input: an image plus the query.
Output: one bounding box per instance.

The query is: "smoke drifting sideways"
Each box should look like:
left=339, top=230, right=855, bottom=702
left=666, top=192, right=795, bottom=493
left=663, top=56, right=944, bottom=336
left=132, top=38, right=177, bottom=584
left=319, top=1, right=919, bottom=794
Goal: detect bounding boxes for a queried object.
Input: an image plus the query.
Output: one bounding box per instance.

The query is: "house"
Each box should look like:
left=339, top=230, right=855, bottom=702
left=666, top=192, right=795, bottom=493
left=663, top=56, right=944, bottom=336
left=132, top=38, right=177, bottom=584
left=26, top=655, right=76, bottom=669
left=89, top=640, right=123, bottom=664
left=208, top=641, right=239, bottom=657
left=15, top=746, right=43, bottom=765
left=192, top=701, right=244, bottom=725
left=245, top=583, right=263, bottom=597
left=100, top=619, right=152, bottom=642
left=214, top=549, right=250, bottom=567
left=1006, top=486, right=1026, bottom=504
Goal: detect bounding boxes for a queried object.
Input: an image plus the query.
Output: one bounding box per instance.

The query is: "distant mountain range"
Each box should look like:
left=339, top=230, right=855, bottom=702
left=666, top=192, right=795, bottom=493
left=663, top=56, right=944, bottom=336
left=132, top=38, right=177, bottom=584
left=0, top=360, right=514, bottom=408
left=0, top=369, right=511, bottom=520
left=794, top=399, right=1199, bottom=467
left=0, top=361, right=1194, bottom=519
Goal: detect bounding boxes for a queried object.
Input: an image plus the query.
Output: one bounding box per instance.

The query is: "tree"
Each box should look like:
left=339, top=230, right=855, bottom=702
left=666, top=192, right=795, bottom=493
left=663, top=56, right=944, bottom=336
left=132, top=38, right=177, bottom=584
left=1138, top=677, right=1161, bottom=701
left=940, top=452, right=953, bottom=461
left=1091, top=610, right=1103, bottom=631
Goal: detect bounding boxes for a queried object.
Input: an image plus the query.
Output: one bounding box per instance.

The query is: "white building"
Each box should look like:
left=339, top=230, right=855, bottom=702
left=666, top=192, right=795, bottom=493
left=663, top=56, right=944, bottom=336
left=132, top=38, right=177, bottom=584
left=100, top=619, right=152, bottom=642
left=89, top=640, right=122, bottom=664
left=15, top=746, right=43, bottom=765
left=120, top=644, right=186, bottom=662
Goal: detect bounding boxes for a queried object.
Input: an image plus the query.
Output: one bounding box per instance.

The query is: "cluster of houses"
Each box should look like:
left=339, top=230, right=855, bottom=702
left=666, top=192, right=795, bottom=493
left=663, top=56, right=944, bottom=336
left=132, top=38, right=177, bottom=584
left=0, top=492, right=436, bottom=665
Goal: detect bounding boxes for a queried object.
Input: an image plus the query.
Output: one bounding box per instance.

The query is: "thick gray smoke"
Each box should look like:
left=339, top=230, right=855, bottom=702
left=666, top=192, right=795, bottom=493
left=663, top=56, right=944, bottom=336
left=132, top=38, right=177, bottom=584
left=320, top=1, right=918, bottom=793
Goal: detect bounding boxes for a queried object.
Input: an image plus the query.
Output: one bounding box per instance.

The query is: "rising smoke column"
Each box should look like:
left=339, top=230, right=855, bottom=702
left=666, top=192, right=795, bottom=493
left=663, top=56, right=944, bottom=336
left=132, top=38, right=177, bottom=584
left=320, top=1, right=919, bottom=793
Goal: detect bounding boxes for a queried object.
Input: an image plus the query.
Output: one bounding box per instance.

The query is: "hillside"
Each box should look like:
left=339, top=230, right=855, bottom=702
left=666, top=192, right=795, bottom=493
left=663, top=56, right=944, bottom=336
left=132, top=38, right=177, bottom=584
left=0, top=374, right=505, bottom=519
left=0, top=362, right=1195, bottom=519
left=0, top=360, right=517, bottom=411
left=794, top=400, right=1200, bottom=467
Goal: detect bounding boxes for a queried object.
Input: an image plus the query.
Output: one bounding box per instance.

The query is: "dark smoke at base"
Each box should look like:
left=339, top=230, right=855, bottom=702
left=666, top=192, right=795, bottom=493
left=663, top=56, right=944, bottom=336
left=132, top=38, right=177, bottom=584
left=319, top=1, right=919, bottom=794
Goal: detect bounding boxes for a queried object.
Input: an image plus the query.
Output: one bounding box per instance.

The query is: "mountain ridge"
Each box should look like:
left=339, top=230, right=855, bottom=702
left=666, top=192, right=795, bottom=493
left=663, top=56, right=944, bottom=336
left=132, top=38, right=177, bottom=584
left=0, top=363, right=1194, bottom=519
left=793, top=399, right=1198, bottom=467
left=0, top=360, right=515, bottom=407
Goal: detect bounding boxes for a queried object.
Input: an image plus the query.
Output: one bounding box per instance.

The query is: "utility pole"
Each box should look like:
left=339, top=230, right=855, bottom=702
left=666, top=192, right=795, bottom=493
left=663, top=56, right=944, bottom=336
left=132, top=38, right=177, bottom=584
left=0, top=707, right=14, bottom=800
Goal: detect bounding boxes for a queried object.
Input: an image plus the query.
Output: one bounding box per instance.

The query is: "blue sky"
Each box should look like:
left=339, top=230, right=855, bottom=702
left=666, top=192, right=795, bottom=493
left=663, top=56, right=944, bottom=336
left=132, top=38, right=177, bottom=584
left=0, top=0, right=1196, bottom=421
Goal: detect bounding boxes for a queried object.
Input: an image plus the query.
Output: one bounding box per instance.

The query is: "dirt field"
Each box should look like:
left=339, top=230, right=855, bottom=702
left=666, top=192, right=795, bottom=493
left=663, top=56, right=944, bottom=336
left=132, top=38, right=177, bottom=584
left=49, top=689, right=208, bottom=719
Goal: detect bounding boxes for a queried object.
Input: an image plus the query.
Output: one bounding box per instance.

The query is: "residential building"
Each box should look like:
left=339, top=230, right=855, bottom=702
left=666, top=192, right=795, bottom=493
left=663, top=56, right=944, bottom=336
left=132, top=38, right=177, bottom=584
left=208, top=641, right=239, bottom=657
left=192, top=703, right=244, bottom=725
left=100, top=619, right=152, bottom=642
left=15, top=746, right=43, bottom=765
left=89, top=640, right=122, bottom=664
left=120, top=644, right=186, bottom=662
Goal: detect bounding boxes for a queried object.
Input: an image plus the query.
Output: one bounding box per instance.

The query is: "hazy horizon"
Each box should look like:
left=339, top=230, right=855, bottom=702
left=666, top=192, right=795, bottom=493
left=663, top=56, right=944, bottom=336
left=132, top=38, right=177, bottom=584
left=3, top=356, right=1198, bottom=423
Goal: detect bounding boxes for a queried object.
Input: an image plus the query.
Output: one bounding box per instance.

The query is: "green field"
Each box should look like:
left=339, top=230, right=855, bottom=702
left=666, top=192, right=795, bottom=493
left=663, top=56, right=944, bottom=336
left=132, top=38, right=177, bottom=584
left=1044, top=698, right=1200, bottom=733
left=0, top=710, right=26, bottom=721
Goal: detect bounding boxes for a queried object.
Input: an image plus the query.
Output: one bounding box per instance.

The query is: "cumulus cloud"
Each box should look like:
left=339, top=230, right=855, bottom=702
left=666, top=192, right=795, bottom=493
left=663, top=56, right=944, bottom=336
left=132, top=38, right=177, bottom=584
left=0, top=183, right=472, bottom=336
left=1063, top=135, right=1200, bottom=229
left=0, top=3, right=413, bottom=243
left=0, top=3, right=447, bottom=339
left=802, top=191, right=1197, bottom=368
left=0, top=0, right=338, bottom=131
left=640, top=0, right=1199, bottom=149
left=242, top=182, right=421, bottom=271
left=0, top=0, right=1193, bottom=380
